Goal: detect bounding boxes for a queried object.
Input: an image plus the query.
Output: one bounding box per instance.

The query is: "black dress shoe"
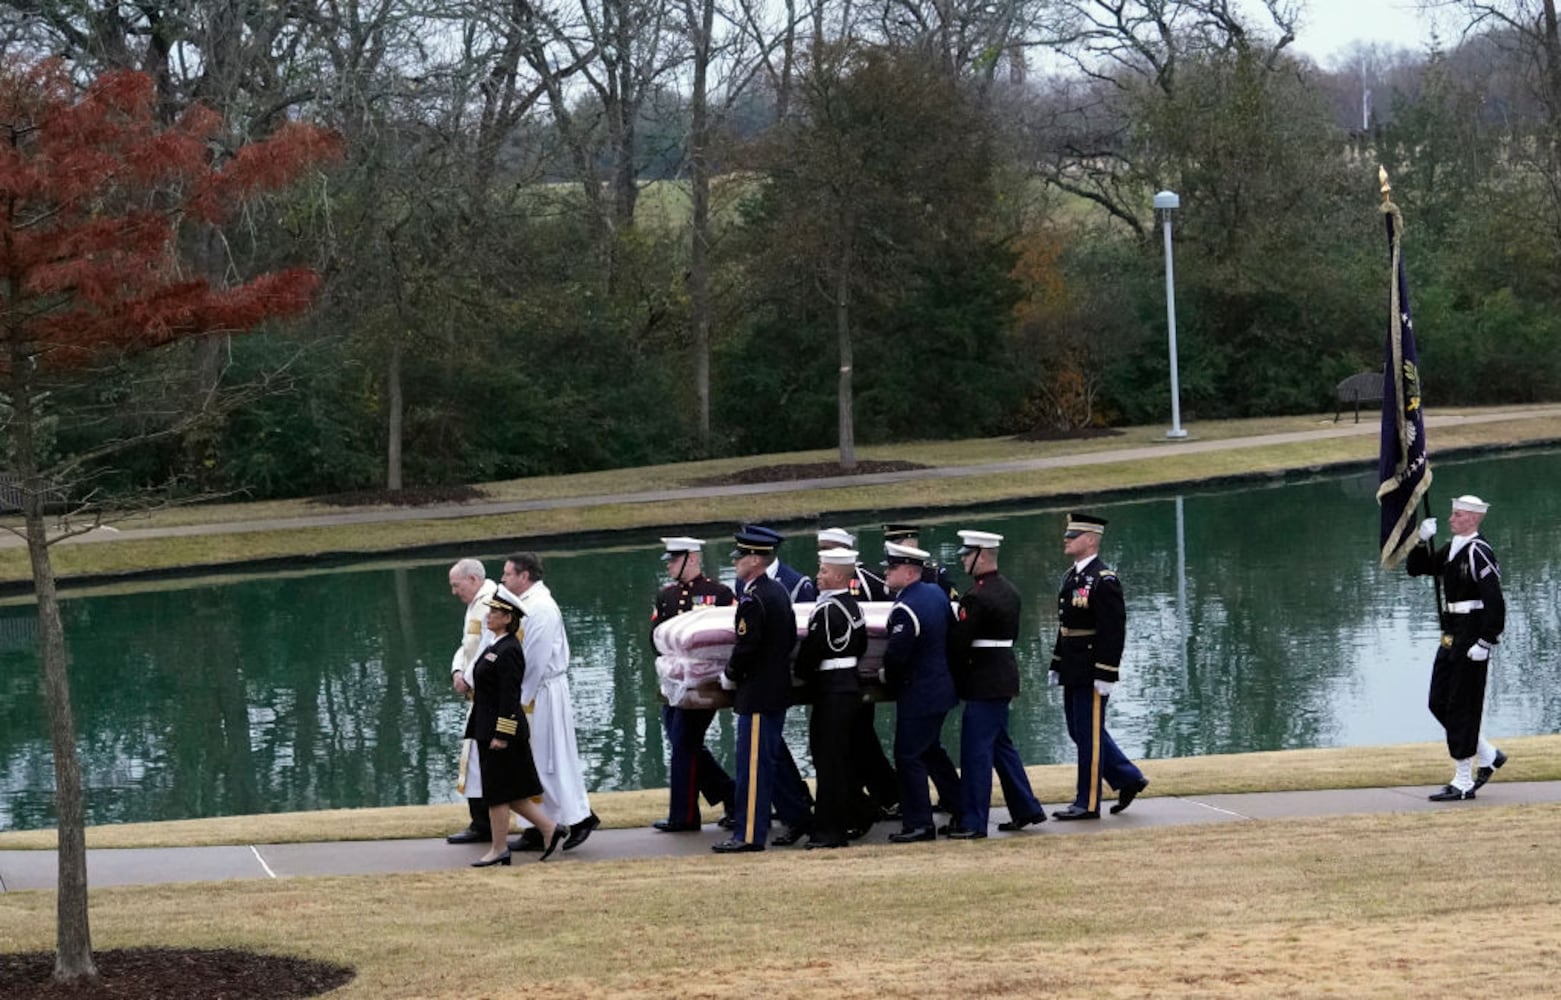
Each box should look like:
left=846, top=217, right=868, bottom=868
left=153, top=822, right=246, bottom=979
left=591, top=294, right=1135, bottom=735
left=1474, top=750, right=1508, bottom=790
left=845, top=826, right=870, bottom=840
left=716, top=812, right=736, bottom=830
left=1110, top=777, right=1150, bottom=815
left=932, top=801, right=950, bottom=815
left=711, top=838, right=764, bottom=853
left=653, top=819, right=702, bottom=832
left=804, top=837, right=848, bottom=850
left=1428, top=784, right=1475, bottom=801
left=446, top=827, right=489, bottom=845
left=876, top=802, right=903, bottom=823
left=470, top=852, right=511, bottom=867
left=945, top=826, right=987, bottom=840
left=563, top=812, right=600, bottom=851
left=771, top=825, right=810, bottom=847
left=539, top=824, right=570, bottom=861
left=888, top=826, right=936, bottom=843
left=997, top=812, right=1046, bottom=832
left=1051, top=805, right=1101, bottom=821
left=508, top=828, right=544, bottom=852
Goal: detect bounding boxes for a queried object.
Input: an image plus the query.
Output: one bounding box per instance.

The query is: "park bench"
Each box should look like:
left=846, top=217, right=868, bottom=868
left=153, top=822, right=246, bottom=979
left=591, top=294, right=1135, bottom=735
left=1334, top=370, right=1384, bottom=423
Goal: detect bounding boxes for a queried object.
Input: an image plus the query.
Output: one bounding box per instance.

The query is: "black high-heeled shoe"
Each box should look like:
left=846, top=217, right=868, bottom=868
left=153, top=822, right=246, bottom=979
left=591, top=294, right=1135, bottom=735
left=470, top=852, right=512, bottom=867
left=538, top=824, right=570, bottom=861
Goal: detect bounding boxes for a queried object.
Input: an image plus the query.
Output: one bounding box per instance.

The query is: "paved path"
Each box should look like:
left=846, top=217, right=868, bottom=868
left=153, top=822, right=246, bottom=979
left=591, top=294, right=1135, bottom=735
left=6, top=406, right=1561, bottom=550
left=4, top=780, right=1557, bottom=891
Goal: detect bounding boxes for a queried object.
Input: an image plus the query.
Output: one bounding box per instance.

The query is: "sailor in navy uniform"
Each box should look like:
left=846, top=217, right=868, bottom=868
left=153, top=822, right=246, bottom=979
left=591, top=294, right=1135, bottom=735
left=817, top=526, right=899, bottom=828
left=881, top=541, right=963, bottom=842
left=947, top=530, right=1046, bottom=837
left=795, top=547, right=869, bottom=848
left=650, top=536, right=736, bottom=831
left=883, top=524, right=958, bottom=599
left=733, top=524, right=819, bottom=603
left=1408, top=495, right=1509, bottom=800
left=1051, top=514, right=1148, bottom=820
left=713, top=528, right=814, bottom=852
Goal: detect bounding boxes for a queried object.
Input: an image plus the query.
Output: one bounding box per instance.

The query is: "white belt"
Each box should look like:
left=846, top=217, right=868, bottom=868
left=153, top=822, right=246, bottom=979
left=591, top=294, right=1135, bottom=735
left=1447, top=601, right=1484, bottom=613
left=820, top=657, right=858, bottom=671
left=970, top=639, right=1014, bottom=648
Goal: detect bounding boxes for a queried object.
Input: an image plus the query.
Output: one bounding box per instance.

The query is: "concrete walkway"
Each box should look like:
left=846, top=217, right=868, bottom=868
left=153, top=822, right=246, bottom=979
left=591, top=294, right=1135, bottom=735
left=5, top=405, right=1561, bottom=550
left=5, top=779, right=1558, bottom=891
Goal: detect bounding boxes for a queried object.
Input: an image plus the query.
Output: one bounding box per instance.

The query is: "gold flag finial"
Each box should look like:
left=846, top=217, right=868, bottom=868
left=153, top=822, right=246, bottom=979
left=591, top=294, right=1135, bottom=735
left=1379, top=165, right=1391, bottom=204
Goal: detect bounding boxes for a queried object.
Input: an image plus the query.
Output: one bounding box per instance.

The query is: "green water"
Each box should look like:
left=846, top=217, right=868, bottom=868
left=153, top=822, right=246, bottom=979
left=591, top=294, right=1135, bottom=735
left=3, top=449, right=1558, bottom=829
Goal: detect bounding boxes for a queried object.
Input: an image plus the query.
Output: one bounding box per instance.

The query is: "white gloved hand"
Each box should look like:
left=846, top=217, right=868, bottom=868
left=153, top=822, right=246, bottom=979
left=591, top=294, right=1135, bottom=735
left=1048, top=670, right=1060, bottom=687
left=1418, top=517, right=1437, bottom=541
left=719, top=672, right=737, bottom=690
left=1468, top=640, right=1491, bottom=663
left=1093, top=679, right=1116, bottom=697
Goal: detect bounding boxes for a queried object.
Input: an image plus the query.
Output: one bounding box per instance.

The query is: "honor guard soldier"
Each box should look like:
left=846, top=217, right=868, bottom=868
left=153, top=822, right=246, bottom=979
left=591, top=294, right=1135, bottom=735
left=1409, top=495, right=1508, bottom=800
left=795, top=547, right=870, bottom=848
left=816, top=527, right=889, bottom=600
left=881, top=541, right=964, bottom=842
left=947, top=530, right=1046, bottom=837
left=733, top=524, right=819, bottom=603
left=713, top=527, right=814, bottom=852
left=882, top=524, right=958, bottom=599
left=650, top=537, right=738, bottom=831
left=1051, top=514, right=1148, bottom=820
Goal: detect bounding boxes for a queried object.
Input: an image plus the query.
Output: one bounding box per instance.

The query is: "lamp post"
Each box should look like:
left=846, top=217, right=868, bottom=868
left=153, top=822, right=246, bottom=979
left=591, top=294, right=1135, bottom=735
left=1154, top=189, right=1188, bottom=439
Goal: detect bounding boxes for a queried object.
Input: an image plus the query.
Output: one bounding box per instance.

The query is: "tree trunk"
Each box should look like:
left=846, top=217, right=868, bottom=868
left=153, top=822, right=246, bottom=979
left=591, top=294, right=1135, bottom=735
left=835, top=237, right=856, bottom=471
left=5, top=348, right=96, bottom=981
left=386, top=339, right=404, bottom=491
left=688, top=0, right=716, bottom=450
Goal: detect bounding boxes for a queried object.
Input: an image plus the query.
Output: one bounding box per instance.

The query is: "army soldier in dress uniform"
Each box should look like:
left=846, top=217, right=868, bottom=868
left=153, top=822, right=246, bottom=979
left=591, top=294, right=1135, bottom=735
left=947, top=530, right=1046, bottom=838
left=882, top=541, right=963, bottom=842
left=1051, top=514, right=1148, bottom=820
left=816, top=527, right=889, bottom=600
left=734, top=524, right=819, bottom=603
left=713, top=528, right=813, bottom=852
left=446, top=558, right=499, bottom=845
left=882, top=524, right=958, bottom=599
left=1409, top=495, right=1509, bottom=801
left=650, top=536, right=737, bottom=831
left=795, top=547, right=870, bottom=849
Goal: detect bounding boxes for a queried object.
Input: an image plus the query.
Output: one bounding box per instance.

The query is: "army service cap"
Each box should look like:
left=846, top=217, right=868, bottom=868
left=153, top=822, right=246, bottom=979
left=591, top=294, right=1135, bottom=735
left=1063, top=513, right=1109, bottom=538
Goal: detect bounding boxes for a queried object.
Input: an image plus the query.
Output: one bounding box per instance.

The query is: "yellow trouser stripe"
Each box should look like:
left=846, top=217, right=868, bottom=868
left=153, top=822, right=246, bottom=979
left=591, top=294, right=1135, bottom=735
left=1089, top=690, right=1103, bottom=812
left=745, top=714, right=761, bottom=844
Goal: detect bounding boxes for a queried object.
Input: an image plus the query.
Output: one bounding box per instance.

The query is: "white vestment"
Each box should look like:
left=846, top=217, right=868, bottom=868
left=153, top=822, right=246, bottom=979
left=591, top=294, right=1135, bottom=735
left=511, top=581, right=592, bottom=825
left=452, top=579, right=498, bottom=799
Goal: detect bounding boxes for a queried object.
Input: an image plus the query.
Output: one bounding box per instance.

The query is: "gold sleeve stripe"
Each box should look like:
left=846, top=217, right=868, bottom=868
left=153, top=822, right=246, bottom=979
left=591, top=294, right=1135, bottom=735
left=466, top=621, right=482, bottom=634
left=1095, top=663, right=1120, bottom=675
left=495, top=718, right=519, bottom=735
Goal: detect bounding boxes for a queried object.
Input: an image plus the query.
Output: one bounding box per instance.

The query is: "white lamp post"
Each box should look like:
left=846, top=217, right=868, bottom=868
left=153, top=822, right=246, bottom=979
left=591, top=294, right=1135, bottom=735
left=1154, top=189, right=1188, bottom=439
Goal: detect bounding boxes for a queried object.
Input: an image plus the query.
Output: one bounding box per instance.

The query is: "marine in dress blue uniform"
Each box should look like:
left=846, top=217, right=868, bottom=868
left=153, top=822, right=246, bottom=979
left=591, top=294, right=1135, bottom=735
left=650, top=536, right=736, bottom=831
left=947, top=530, right=1046, bottom=837
left=1407, top=495, right=1509, bottom=800
left=1051, top=514, right=1148, bottom=820
left=713, top=528, right=813, bottom=852
left=881, top=541, right=963, bottom=842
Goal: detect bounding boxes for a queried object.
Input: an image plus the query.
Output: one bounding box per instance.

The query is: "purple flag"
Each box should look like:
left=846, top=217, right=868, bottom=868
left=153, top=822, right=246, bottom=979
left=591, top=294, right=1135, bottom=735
left=1376, top=202, right=1432, bottom=568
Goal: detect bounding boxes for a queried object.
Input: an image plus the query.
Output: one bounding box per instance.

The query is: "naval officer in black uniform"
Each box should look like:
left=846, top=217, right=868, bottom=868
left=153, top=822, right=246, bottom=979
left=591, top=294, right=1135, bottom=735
left=1408, top=494, right=1508, bottom=800
left=1051, top=513, right=1148, bottom=820
left=650, top=536, right=736, bottom=831
left=795, top=546, right=869, bottom=848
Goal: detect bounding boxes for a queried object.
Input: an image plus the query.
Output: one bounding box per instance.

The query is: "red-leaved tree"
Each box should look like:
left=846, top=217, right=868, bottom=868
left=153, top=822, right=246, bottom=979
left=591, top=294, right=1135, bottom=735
left=0, top=61, right=339, bottom=982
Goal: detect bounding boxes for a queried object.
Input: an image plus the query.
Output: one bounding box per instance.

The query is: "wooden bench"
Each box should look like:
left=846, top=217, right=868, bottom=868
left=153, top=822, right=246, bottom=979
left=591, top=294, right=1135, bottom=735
left=1334, top=370, right=1384, bottom=423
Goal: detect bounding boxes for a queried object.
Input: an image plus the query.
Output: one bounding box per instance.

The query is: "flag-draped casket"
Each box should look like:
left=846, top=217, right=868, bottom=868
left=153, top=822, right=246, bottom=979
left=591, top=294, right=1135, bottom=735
left=653, top=602, right=900, bottom=708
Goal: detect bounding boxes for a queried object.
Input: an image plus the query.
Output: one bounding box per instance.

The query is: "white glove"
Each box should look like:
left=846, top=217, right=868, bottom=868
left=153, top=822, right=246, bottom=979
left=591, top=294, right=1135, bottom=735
left=1048, top=670, right=1060, bottom=687
left=719, top=673, right=737, bottom=690
left=1418, top=517, right=1437, bottom=541
left=1468, top=640, right=1491, bottom=663
left=877, top=668, right=887, bottom=684
left=1093, top=679, right=1116, bottom=697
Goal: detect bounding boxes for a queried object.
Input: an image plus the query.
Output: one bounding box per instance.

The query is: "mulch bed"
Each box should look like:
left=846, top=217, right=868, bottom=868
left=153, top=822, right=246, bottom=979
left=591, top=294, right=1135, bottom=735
left=308, top=485, right=483, bottom=507
left=1011, top=426, right=1125, bottom=442
left=0, top=948, right=354, bottom=999
left=688, top=460, right=927, bottom=486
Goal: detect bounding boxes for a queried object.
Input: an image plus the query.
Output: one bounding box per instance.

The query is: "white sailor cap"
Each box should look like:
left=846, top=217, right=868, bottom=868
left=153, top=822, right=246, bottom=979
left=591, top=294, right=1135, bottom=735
left=660, top=536, right=704, bottom=561
left=956, top=529, right=1003, bottom=553
left=817, top=527, right=856, bottom=548
left=819, top=548, right=859, bottom=567
left=1451, top=495, right=1490, bottom=514
left=884, top=541, right=930, bottom=566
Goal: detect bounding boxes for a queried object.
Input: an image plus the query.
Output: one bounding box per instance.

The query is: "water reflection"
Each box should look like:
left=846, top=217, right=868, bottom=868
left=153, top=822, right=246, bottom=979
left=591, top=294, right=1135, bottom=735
left=2, top=449, right=1559, bottom=828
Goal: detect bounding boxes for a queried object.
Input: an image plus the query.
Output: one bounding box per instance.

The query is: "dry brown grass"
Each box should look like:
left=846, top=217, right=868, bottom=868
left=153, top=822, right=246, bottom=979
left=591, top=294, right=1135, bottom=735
left=4, top=735, right=1558, bottom=850
left=2, top=805, right=1559, bottom=998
